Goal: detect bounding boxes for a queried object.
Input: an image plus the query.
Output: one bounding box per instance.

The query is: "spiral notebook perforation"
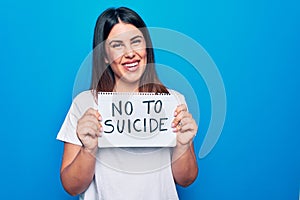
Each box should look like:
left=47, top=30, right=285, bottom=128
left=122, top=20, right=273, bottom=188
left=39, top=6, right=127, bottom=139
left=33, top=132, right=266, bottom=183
left=98, top=92, right=171, bottom=95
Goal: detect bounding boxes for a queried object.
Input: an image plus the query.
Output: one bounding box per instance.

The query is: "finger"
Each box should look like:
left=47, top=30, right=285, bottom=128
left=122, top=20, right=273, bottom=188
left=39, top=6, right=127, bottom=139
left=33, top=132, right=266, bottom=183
left=172, top=111, right=191, bottom=128
left=77, top=126, right=99, bottom=139
left=78, top=116, right=102, bottom=134
left=172, top=110, right=187, bottom=126
left=173, top=117, right=187, bottom=131
left=81, top=115, right=102, bottom=126
left=179, top=122, right=197, bottom=133
left=173, top=123, right=182, bottom=132
left=174, top=104, right=187, bottom=117
left=173, top=114, right=196, bottom=132
left=85, top=108, right=102, bottom=121
left=80, top=121, right=101, bottom=132
left=78, top=119, right=101, bottom=134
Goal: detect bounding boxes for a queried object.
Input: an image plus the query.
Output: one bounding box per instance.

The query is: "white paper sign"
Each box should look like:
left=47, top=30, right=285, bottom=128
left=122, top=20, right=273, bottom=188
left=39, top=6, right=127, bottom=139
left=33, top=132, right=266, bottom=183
left=98, top=92, right=179, bottom=147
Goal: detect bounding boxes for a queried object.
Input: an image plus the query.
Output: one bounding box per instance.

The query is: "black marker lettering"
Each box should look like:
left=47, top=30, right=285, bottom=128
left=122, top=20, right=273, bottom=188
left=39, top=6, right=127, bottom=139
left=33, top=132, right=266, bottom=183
left=133, top=119, right=141, bottom=132
left=104, top=120, right=114, bottom=133
left=142, top=100, right=155, bottom=114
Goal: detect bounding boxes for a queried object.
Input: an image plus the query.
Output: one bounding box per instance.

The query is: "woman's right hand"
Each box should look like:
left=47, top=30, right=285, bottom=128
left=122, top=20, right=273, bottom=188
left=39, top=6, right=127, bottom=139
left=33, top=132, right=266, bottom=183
left=76, top=108, right=102, bottom=154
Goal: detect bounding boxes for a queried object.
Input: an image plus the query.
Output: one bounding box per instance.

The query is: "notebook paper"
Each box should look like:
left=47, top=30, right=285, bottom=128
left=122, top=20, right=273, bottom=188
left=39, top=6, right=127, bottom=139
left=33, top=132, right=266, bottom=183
left=97, top=92, right=179, bottom=147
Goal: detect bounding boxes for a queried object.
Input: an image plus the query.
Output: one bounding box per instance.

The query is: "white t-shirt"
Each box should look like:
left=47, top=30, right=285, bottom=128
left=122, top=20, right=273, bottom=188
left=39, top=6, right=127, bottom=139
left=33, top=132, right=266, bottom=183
left=57, top=90, right=186, bottom=200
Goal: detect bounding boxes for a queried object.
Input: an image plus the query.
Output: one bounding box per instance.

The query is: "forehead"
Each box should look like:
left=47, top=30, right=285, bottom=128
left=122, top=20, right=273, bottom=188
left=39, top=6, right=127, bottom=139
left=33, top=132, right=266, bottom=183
left=107, top=22, right=144, bottom=40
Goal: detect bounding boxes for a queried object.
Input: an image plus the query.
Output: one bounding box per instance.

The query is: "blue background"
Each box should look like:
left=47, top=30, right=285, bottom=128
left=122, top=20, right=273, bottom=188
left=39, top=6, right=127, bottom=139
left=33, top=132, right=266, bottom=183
left=0, top=0, right=299, bottom=199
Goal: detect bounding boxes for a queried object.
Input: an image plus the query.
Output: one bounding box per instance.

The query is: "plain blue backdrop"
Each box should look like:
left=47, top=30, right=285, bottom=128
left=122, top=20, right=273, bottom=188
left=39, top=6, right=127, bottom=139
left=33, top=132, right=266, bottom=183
left=0, top=0, right=299, bottom=199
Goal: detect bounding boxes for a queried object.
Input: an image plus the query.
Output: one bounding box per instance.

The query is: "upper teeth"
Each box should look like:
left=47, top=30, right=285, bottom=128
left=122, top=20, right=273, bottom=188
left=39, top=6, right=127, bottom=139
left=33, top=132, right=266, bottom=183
left=124, top=62, right=138, bottom=67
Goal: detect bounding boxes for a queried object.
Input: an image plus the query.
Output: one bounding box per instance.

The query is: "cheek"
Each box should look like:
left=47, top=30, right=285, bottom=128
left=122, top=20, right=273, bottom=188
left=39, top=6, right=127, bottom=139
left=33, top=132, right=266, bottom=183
left=137, top=49, right=147, bottom=61
left=106, top=50, right=123, bottom=63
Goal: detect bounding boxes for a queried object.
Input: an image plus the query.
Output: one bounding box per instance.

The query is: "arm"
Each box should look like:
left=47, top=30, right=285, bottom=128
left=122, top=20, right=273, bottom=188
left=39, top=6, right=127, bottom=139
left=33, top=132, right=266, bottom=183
left=171, top=104, right=198, bottom=187
left=60, top=108, right=102, bottom=196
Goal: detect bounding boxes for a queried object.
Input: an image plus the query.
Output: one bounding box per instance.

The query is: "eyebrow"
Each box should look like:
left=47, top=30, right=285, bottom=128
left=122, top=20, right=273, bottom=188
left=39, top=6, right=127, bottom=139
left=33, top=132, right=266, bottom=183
left=130, top=35, right=143, bottom=41
left=108, top=35, right=144, bottom=45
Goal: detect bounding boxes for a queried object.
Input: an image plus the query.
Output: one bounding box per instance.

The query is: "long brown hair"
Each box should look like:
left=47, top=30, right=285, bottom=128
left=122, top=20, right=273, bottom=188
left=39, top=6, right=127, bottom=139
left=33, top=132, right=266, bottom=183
left=91, top=7, right=169, bottom=94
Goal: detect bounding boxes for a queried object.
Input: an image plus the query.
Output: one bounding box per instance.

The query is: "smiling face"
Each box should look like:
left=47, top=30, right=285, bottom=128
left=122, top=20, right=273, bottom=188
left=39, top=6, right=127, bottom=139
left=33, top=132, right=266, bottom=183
left=105, top=22, right=147, bottom=92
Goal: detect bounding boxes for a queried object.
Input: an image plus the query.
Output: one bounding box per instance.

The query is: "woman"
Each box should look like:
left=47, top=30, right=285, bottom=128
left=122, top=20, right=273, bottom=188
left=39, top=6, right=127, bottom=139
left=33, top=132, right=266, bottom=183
left=57, top=7, right=198, bottom=199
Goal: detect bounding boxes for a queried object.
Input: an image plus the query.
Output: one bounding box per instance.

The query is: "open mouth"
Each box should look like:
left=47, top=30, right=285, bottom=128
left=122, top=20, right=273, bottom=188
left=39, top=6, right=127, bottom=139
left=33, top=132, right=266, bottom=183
left=122, top=61, right=140, bottom=72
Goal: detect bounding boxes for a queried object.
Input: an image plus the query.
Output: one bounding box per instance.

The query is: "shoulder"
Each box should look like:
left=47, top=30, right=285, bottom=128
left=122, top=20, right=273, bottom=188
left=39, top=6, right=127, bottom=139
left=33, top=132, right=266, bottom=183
left=73, top=90, right=95, bottom=102
left=72, top=90, right=97, bottom=110
left=167, top=89, right=186, bottom=105
left=168, top=89, right=183, bottom=97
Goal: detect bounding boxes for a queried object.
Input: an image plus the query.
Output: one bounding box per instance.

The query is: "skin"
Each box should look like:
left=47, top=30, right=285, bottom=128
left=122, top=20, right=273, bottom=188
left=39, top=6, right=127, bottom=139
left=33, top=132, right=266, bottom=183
left=104, top=23, right=147, bottom=92
left=60, top=22, right=198, bottom=196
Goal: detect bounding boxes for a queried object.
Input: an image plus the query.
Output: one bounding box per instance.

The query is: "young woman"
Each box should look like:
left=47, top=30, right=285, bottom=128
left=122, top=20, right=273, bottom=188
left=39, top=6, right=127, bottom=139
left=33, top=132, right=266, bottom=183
left=57, top=7, right=198, bottom=200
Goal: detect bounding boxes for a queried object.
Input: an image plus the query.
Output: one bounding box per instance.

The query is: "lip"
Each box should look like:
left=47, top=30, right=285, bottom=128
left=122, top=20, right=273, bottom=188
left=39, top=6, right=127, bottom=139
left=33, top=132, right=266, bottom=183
left=122, top=60, right=140, bottom=72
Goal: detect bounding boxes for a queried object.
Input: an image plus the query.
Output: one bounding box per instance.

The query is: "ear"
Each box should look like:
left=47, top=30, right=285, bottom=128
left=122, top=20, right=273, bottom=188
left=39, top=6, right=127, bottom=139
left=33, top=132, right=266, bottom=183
left=104, top=57, right=109, bottom=64
left=104, top=56, right=110, bottom=64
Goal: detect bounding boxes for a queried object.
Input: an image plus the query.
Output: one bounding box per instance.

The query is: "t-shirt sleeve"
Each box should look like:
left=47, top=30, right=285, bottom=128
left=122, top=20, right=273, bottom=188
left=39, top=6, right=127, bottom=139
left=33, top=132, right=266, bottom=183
left=168, top=89, right=188, bottom=110
left=56, top=98, right=83, bottom=146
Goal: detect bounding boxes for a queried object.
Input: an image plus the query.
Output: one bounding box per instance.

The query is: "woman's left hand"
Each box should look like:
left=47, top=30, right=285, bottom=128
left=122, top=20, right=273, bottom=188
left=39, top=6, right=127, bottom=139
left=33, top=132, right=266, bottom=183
left=172, top=104, right=197, bottom=146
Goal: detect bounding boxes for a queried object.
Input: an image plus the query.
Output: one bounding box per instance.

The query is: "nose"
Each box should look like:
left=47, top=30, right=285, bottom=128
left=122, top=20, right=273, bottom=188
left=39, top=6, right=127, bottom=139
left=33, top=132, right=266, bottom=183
left=124, top=46, right=135, bottom=58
